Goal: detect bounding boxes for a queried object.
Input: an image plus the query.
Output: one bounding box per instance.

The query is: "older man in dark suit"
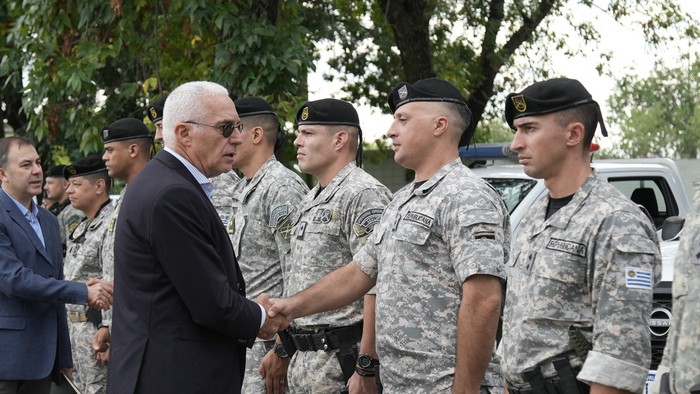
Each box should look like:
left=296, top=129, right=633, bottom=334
left=0, top=137, right=112, bottom=394
left=107, top=81, right=288, bottom=394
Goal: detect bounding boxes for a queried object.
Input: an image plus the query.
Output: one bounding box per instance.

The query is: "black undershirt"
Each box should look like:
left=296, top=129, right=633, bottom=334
left=546, top=194, right=575, bottom=220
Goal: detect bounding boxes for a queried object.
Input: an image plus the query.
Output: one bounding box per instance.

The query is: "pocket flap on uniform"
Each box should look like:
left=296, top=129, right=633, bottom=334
left=615, top=236, right=658, bottom=255
left=0, top=317, right=26, bottom=330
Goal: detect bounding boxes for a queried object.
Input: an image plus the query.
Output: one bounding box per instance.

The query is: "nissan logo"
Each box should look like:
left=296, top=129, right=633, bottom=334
left=649, top=307, right=672, bottom=337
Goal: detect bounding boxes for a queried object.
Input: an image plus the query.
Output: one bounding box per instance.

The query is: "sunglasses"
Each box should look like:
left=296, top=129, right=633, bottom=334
left=185, top=121, right=243, bottom=138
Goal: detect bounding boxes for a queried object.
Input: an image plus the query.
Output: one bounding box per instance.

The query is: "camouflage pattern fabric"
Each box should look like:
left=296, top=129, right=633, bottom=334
left=655, top=185, right=700, bottom=394
left=354, top=159, right=509, bottom=392
left=100, top=187, right=127, bottom=328
left=242, top=341, right=278, bottom=393
left=210, top=170, right=241, bottom=227
left=64, top=202, right=114, bottom=394
left=499, top=171, right=661, bottom=393
left=58, top=203, right=85, bottom=254
left=286, top=162, right=391, bottom=392
left=228, top=156, right=308, bottom=393
left=287, top=350, right=350, bottom=394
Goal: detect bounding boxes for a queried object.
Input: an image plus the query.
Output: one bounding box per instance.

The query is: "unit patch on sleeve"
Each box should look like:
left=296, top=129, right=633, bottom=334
left=545, top=238, right=587, bottom=258
left=270, top=205, right=290, bottom=228
left=353, top=208, right=384, bottom=237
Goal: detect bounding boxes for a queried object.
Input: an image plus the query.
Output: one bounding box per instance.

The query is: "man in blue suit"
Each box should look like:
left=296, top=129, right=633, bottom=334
left=0, top=137, right=113, bottom=394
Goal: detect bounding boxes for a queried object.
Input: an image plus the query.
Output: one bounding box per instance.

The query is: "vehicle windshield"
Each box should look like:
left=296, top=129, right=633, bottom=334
left=484, top=178, right=537, bottom=213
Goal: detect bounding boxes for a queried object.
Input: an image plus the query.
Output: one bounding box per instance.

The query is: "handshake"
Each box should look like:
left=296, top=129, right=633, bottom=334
left=86, top=278, right=113, bottom=310
left=255, top=293, right=296, bottom=340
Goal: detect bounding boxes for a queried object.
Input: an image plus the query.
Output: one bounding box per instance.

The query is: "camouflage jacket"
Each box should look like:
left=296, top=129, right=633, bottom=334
left=355, top=159, right=510, bottom=392
left=500, top=171, right=661, bottom=393
left=287, top=162, right=391, bottom=328
left=64, top=200, right=114, bottom=313
left=227, top=156, right=308, bottom=300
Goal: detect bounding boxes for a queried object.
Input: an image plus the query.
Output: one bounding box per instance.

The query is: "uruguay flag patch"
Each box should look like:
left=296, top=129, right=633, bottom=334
left=625, top=267, right=653, bottom=290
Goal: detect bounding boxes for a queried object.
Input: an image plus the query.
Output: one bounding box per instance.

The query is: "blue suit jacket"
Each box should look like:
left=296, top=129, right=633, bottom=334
left=0, top=189, right=87, bottom=382
left=108, top=151, right=261, bottom=394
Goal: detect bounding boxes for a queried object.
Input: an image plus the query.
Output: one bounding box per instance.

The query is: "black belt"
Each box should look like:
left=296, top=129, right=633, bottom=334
left=290, top=322, right=362, bottom=352
left=507, top=386, right=534, bottom=394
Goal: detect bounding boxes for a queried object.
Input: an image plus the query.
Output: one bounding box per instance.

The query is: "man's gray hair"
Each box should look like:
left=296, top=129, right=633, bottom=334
left=162, top=81, right=230, bottom=148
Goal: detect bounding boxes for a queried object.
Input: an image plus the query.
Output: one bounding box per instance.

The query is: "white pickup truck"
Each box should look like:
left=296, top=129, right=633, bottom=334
left=461, top=145, right=690, bottom=393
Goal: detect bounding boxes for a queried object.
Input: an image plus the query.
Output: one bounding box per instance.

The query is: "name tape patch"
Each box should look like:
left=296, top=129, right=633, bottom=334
left=403, top=211, right=434, bottom=229
left=546, top=238, right=587, bottom=258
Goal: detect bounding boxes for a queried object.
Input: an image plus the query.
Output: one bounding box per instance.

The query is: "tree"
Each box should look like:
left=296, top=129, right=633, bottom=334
left=0, top=0, right=314, bottom=163
left=608, top=59, right=700, bottom=158
left=302, top=0, right=698, bottom=144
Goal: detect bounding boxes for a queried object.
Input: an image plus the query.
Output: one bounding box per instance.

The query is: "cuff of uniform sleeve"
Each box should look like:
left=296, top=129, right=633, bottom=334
left=648, top=365, right=670, bottom=394
left=577, top=351, right=648, bottom=393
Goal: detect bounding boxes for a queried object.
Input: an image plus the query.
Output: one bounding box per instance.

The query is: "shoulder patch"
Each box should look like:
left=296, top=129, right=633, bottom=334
left=270, top=205, right=290, bottom=228
left=353, top=208, right=384, bottom=237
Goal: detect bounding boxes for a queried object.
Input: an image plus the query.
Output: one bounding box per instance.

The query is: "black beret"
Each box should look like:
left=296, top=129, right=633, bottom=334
left=388, top=78, right=470, bottom=112
left=234, top=97, right=277, bottom=118
left=295, top=98, right=360, bottom=128
left=46, top=165, right=66, bottom=178
left=504, top=77, right=608, bottom=136
left=147, top=96, right=168, bottom=123
left=102, top=118, right=151, bottom=143
left=387, top=78, right=473, bottom=146
left=64, top=154, right=108, bottom=179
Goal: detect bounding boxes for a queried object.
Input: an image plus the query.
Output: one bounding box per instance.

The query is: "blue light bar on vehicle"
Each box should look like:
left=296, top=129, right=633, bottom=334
left=459, top=143, right=518, bottom=160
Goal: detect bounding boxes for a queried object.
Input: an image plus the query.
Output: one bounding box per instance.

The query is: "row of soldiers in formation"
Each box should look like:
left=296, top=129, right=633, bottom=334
left=3, top=76, right=698, bottom=394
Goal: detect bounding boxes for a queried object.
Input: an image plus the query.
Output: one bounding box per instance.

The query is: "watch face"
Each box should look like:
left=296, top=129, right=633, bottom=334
left=358, top=355, right=373, bottom=368
left=274, top=344, right=288, bottom=358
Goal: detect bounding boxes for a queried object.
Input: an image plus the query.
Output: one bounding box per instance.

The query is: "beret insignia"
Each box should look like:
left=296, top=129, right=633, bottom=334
left=398, top=85, right=408, bottom=100
left=511, top=95, right=527, bottom=113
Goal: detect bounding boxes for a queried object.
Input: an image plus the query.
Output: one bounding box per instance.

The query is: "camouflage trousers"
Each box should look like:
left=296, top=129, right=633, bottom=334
left=288, top=350, right=347, bottom=394
left=68, top=320, right=106, bottom=394
left=242, top=340, right=279, bottom=394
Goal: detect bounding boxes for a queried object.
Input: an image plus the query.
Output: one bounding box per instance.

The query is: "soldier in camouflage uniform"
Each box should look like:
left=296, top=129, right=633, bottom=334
left=224, top=98, right=309, bottom=393
left=652, top=186, right=700, bottom=394
left=91, top=118, right=153, bottom=366
left=284, top=98, right=391, bottom=393
left=268, top=79, right=508, bottom=393
left=211, top=169, right=240, bottom=227
left=499, top=78, right=661, bottom=394
left=58, top=194, right=86, bottom=256
left=44, top=165, right=82, bottom=254
left=63, top=155, right=114, bottom=394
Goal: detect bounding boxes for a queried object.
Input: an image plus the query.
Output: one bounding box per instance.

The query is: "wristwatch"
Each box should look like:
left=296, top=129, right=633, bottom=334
left=274, top=343, right=290, bottom=359
left=356, top=354, right=379, bottom=369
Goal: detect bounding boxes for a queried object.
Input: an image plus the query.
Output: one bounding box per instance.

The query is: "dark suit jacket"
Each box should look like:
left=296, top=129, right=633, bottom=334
left=0, top=189, right=86, bottom=382
left=108, top=151, right=261, bottom=394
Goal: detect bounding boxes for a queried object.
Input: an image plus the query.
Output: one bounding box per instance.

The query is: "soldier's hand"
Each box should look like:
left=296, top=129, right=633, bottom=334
left=347, top=372, right=377, bottom=394
left=260, top=348, right=290, bottom=394
left=257, top=294, right=290, bottom=339
left=86, top=278, right=113, bottom=310
left=92, top=326, right=110, bottom=352
left=267, top=296, right=300, bottom=321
